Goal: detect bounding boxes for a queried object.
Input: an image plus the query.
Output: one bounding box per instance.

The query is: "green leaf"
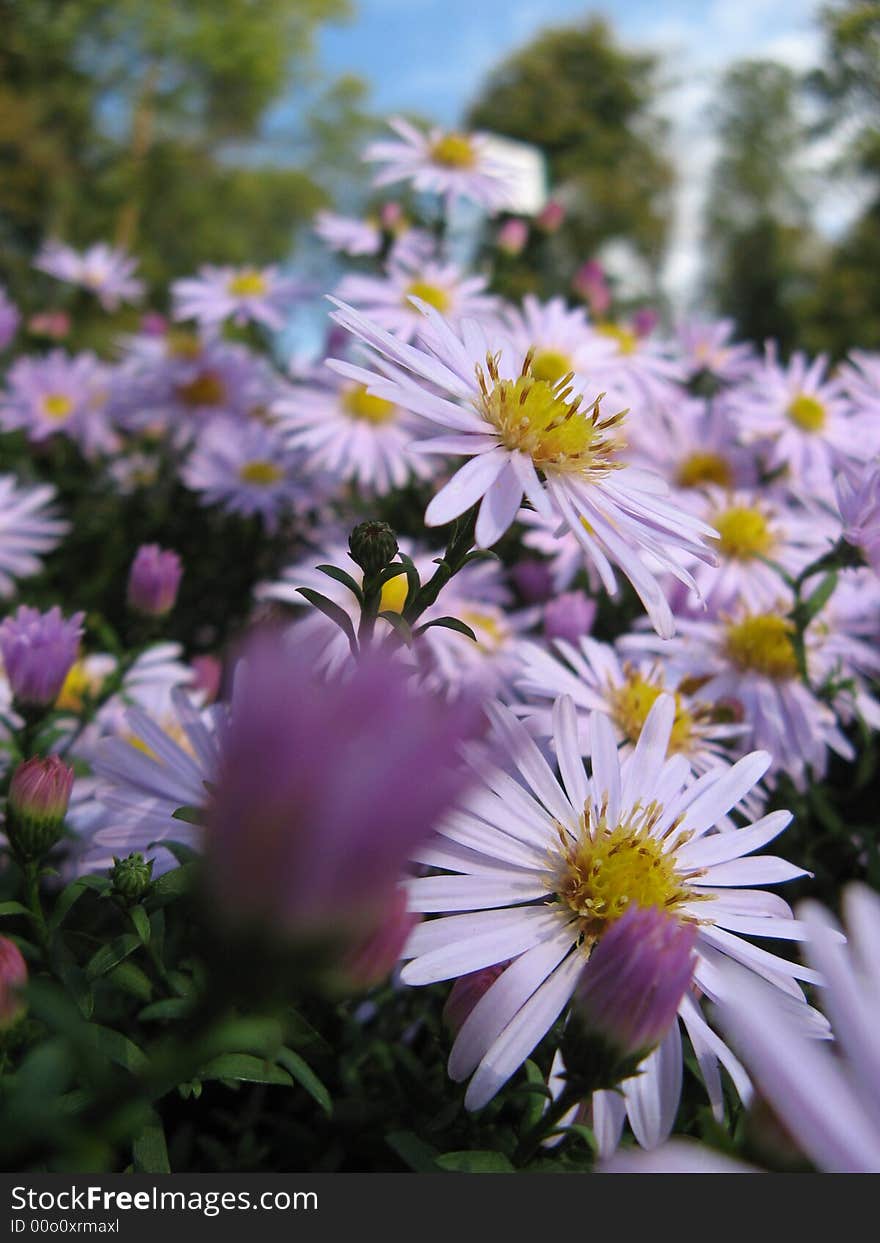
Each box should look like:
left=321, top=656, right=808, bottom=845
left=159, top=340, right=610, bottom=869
left=197, top=1054, right=293, bottom=1087
left=170, top=805, right=204, bottom=826
left=129, top=905, right=151, bottom=944
left=86, top=933, right=141, bottom=980
left=394, top=552, right=421, bottom=609
left=385, top=1130, right=441, bottom=1173
left=435, top=1150, right=516, bottom=1173
left=148, top=863, right=196, bottom=906
left=562, top=1122, right=597, bottom=1152
left=86, top=1025, right=148, bottom=1073
left=520, top=1059, right=550, bottom=1129
left=132, top=1112, right=170, bottom=1174
left=277, top=1047, right=332, bottom=1115
left=48, top=878, right=97, bottom=930
left=377, top=610, right=413, bottom=644
left=107, top=960, right=153, bottom=1003
left=209, top=1017, right=283, bottom=1059
left=0, top=900, right=30, bottom=918
left=296, top=588, right=358, bottom=651
left=802, top=571, right=838, bottom=623
left=316, top=564, right=363, bottom=603
left=415, top=615, right=478, bottom=643
left=157, top=839, right=200, bottom=865
left=138, top=998, right=192, bottom=1023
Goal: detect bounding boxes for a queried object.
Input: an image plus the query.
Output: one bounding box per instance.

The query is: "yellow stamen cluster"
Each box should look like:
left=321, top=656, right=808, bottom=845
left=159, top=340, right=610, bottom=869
left=342, top=384, right=396, bottom=425
left=713, top=505, right=774, bottom=561
left=476, top=349, right=625, bottom=474
left=239, top=460, right=283, bottom=487
left=595, top=323, right=638, bottom=356
left=379, top=572, right=408, bottom=614
left=458, top=608, right=507, bottom=652
left=166, top=331, right=203, bottom=361
left=676, top=452, right=733, bottom=490
left=176, top=371, right=226, bottom=408
left=787, top=393, right=826, bottom=433
left=227, top=269, right=268, bottom=298
left=55, top=661, right=102, bottom=714
left=553, top=801, right=698, bottom=942
left=430, top=133, right=476, bottom=168
left=724, top=614, right=798, bottom=680
left=608, top=672, right=697, bottom=755
left=530, top=349, right=574, bottom=384
left=42, top=393, right=73, bottom=421
left=405, top=281, right=451, bottom=313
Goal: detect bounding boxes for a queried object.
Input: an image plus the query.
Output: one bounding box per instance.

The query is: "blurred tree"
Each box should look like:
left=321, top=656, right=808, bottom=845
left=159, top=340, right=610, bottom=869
left=799, top=1, right=880, bottom=354
left=703, top=60, right=820, bottom=353
left=467, top=17, right=675, bottom=302
left=0, top=0, right=367, bottom=301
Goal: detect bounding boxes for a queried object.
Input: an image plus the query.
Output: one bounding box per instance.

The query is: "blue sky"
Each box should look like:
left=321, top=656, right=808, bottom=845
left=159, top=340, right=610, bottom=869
left=310, top=1, right=856, bottom=307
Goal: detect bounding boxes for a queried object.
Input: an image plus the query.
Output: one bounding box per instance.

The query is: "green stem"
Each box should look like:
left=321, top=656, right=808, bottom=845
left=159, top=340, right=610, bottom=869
left=23, top=860, right=51, bottom=959
left=514, top=1083, right=584, bottom=1167
left=404, top=506, right=478, bottom=625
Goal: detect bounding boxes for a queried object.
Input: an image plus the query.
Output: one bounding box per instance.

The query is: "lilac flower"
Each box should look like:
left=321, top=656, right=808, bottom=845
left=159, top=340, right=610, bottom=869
left=35, top=240, right=144, bottom=310
left=314, top=211, right=382, bottom=257
left=0, top=350, right=112, bottom=454
left=496, top=218, right=529, bottom=256
left=329, top=298, right=717, bottom=638
left=172, top=264, right=306, bottom=332
left=203, top=635, right=482, bottom=943
left=0, top=286, right=20, bottom=351
left=0, top=474, right=68, bottom=598
left=181, top=417, right=304, bottom=531
left=334, top=256, right=497, bottom=343
left=7, top=756, right=75, bottom=859
left=675, top=317, right=755, bottom=385
left=568, top=904, right=697, bottom=1070
left=127, top=545, right=183, bottom=617
left=543, top=591, right=597, bottom=643
left=364, top=117, right=518, bottom=214
left=836, top=461, right=880, bottom=577
left=0, top=606, right=84, bottom=708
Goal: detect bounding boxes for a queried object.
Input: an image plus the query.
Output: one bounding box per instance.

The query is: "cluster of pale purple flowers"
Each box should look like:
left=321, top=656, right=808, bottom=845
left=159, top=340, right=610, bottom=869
left=1, top=111, right=879, bottom=1174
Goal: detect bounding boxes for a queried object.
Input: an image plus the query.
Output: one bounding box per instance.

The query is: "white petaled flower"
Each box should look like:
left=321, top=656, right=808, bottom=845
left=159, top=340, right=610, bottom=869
left=181, top=416, right=304, bottom=531
left=728, top=347, right=877, bottom=495
left=364, top=117, right=518, bottom=213
left=171, top=264, right=305, bottom=332
left=514, top=635, right=744, bottom=783
left=328, top=299, right=718, bottom=638
left=401, top=695, right=821, bottom=1125
left=674, top=317, right=755, bottom=386
left=627, top=396, right=758, bottom=495
left=274, top=372, right=433, bottom=497
left=86, top=687, right=224, bottom=875
left=602, top=885, right=880, bottom=1173
left=0, top=474, right=68, bottom=597
left=313, top=211, right=382, bottom=256
left=621, top=609, right=855, bottom=789
left=503, top=296, right=618, bottom=386
left=838, top=349, right=880, bottom=419
left=675, top=487, right=835, bottom=615
left=34, top=240, right=144, bottom=310
left=334, top=258, right=498, bottom=343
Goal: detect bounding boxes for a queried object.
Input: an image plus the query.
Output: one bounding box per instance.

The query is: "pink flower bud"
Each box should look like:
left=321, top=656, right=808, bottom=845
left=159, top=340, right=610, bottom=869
left=443, top=961, right=510, bottom=1036
left=127, top=544, right=183, bottom=617
left=8, top=756, right=74, bottom=859
left=497, top=218, right=529, bottom=256
left=537, top=200, right=565, bottom=232
left=0, top=937, right=27, bottom=1030
left=340, top=888, right=419, bottom=991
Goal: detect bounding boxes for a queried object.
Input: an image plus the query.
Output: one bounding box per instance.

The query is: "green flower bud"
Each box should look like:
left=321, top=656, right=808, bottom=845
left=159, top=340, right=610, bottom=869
left=110, top=853, right=154, bottom=903
left=348, top=521, right=398, bottom=578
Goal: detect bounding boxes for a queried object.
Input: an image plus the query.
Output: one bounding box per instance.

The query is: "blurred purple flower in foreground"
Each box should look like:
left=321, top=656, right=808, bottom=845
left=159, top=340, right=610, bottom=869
left=203, top=634, right=483, bottom=944
left=0, top=605, right=84, bottom=708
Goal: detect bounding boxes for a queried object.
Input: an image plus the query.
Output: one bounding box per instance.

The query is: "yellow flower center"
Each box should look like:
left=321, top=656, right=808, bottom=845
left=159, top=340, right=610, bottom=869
left=431, top=133, right=476, bottom=168
left=405, top=281, right=451, bottom=313
left=342, top=384, right=397, bottom=425
left=176, top=370, right=227, bottom=408
left=596, top=323, right=638, bottom=356
left=724, top=614, right=798, bottom=680
left=127, top=719, right=193, bottom=762
left=608, top=674, right=695, bottom=754
left=787, top=393, right=826, bottom=433
left=531, top=349, right=574, bottom=384
left=239, top=460, right=282, bottom=486
left=166, top=330, right=203, bottom=360
left=459, top=608, right=508, bottom=652
left=713, top=505, right=774, bottom=561
left=227, top=269, right=268, bottom=298
left=55, top=660, right=100, bottom=713
left=554, top=805, right=695, bottom=942
left=43, top=393, right=73, bottom=421
left=379, top=572, right=408, bottom=613
left=676, top=452, right=734, bottom=490
left=476, top=350, right=625, bottom=474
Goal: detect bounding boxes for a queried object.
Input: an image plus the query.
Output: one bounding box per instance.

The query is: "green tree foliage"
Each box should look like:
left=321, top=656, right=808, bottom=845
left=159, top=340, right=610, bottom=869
left=704, top=60, right=819, bottom=353
left=799, top=2, right=880, bottom=353
left=467, top=18, right=675, bottom=299
left=0, top=0, right=362, bottom=301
